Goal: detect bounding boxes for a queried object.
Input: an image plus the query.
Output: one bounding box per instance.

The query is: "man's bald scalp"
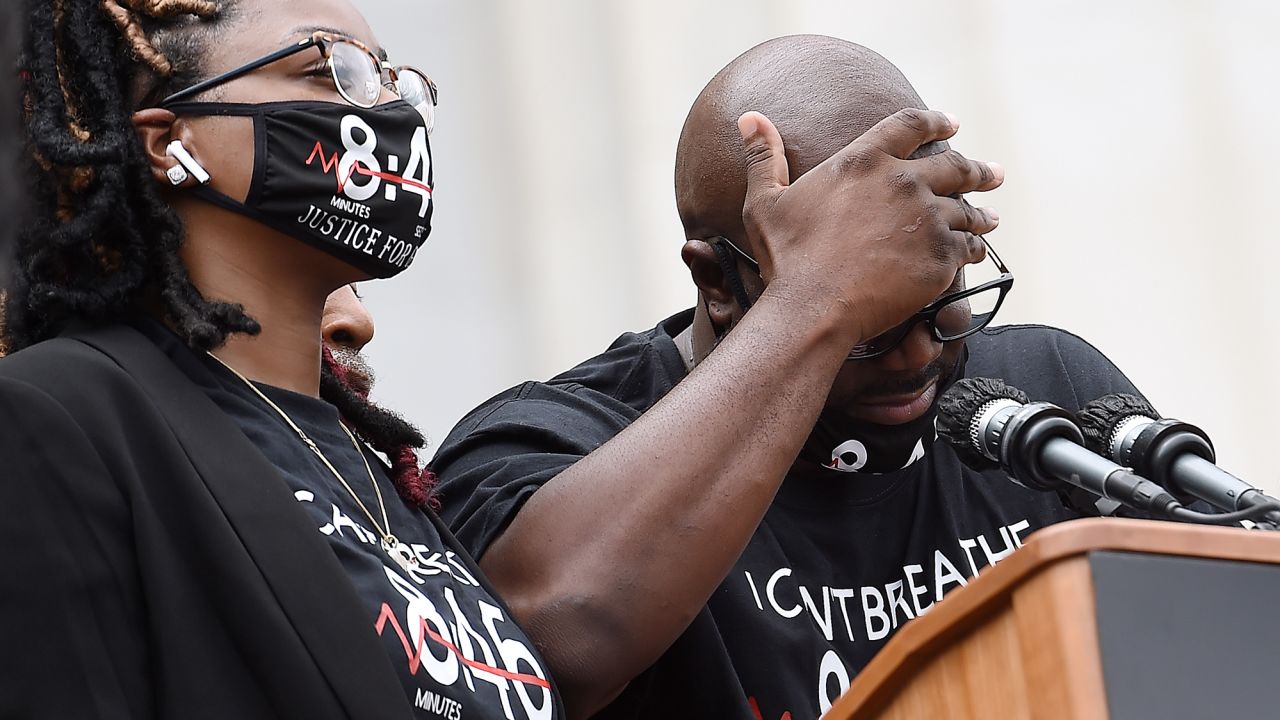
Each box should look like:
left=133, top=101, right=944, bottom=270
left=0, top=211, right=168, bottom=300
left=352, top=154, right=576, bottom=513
left=675, top=35, right=931, bottom=239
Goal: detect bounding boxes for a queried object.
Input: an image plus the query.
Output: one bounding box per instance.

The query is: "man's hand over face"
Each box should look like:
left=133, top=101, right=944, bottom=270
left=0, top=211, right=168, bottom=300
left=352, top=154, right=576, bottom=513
left=738, top=108, right=1003, bottom=346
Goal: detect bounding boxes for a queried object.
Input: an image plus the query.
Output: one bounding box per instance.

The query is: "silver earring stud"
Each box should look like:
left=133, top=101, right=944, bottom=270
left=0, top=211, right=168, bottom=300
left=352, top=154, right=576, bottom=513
left=166, top=164, right=189, bottom=186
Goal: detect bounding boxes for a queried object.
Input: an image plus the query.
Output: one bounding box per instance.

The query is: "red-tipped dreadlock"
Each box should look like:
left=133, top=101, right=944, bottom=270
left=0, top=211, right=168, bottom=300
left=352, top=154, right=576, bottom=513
left=321, top=347, right=439, bottom=511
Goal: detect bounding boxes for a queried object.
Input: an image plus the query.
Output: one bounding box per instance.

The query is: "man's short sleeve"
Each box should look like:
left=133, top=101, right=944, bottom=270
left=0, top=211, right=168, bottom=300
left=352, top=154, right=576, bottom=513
left=968, top=325, right=1144, bottom=411
left=431, top=382, right=642, bottom=559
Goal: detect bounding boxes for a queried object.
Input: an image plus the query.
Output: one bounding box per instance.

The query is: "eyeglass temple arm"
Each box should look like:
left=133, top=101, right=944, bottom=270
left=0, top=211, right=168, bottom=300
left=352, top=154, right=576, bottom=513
left=712, top=236, right=760, bottom=272
left=159, top=39, right=318, bottom=107
left=976, top=235, right=1010, bottom=273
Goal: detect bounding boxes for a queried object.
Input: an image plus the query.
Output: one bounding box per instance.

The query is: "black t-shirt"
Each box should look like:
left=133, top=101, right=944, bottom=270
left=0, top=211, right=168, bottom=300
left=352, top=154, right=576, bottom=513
left=432, top=310, right=1143, bottom=719
left=144, top=323, right=564, bottom=720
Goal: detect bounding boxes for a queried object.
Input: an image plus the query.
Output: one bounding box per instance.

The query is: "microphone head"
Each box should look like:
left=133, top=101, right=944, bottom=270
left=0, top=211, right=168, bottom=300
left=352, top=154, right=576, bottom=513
left=937, top=377, right=1030, bottom=471
left=1076, top=394, right=1159, bottom=459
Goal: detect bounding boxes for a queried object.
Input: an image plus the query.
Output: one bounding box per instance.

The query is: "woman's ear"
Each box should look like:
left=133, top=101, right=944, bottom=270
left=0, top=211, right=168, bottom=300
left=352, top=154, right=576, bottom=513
left=132, top=108, right=194, bottom=187
left=682, top=239, right=739, bottom=329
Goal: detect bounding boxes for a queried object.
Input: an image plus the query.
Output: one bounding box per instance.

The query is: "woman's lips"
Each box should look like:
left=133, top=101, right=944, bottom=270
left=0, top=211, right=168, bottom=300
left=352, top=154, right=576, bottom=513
left=849, top=380, right=939, bottom=425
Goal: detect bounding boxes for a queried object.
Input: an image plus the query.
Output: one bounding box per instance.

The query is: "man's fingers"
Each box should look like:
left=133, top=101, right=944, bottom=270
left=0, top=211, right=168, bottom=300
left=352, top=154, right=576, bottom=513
left=912, top=151, right=1005, bottom=197
left=739, top=111, right=791, bottom=205
left=942, top=230, right=990, bottom=267
left=936, top=196, right=1000, bottom=237
left=854, top=108, right=960, bottom=161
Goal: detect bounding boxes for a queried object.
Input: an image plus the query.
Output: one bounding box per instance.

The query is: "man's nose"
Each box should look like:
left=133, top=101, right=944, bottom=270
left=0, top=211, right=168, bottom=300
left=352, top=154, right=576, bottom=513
left=874, top=321, right=943, bottom=373
left=322, top=286, right=376, bottom=352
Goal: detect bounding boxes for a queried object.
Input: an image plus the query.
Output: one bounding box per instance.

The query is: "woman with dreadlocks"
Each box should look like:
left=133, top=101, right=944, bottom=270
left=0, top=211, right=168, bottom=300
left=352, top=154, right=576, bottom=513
left=1, top=4, right=18, bottom=272
left=0, top=1, right=561, bottom=718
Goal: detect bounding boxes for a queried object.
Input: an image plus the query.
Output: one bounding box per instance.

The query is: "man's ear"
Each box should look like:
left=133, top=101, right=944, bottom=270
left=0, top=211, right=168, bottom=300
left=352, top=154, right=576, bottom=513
left=682, top=239, right=738, bottom=328
left=132, top=108, right=189, bottom=187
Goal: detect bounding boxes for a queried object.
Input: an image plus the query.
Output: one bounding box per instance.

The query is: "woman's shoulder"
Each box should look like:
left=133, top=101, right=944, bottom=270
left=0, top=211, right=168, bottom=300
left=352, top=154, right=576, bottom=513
left=1, top=333, right=131, bottom=388
left=0, top=326, right=162, bottom=421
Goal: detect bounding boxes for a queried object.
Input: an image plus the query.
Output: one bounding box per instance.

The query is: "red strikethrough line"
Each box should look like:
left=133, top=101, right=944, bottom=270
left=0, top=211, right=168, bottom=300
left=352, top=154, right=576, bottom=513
left=306, top=142, right=433, bottom=196
left=375, top=603, right=551, bottom=690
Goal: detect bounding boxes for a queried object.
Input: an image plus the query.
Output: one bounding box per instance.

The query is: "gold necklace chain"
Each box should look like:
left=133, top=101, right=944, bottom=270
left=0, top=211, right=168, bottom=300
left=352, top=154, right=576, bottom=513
left=207, top=352, right=421, bottom=573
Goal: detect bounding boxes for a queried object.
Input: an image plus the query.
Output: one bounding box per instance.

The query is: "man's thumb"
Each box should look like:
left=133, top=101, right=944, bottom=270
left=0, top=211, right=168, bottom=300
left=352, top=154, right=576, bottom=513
left=738, top=111, right=790, bottom=197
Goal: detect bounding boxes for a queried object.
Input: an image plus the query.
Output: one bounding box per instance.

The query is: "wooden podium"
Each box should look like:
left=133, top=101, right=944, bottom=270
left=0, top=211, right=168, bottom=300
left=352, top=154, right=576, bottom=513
left=825, top=519, right=1280, bottom=719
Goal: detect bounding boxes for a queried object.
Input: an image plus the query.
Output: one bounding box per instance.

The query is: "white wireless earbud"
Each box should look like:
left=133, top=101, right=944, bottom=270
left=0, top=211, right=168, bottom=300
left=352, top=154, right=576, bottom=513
left=165, top=140, right=211, bottom=185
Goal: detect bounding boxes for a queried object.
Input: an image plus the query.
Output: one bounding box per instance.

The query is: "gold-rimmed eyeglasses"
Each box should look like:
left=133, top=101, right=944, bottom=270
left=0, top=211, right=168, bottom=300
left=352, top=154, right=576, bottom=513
left=160, top=31, right=438, bottom=133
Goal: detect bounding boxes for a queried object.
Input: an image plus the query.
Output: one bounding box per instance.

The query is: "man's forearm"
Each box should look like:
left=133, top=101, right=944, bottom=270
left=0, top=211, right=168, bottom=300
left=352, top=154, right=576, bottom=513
left=478, top=293, right=857, bottom=717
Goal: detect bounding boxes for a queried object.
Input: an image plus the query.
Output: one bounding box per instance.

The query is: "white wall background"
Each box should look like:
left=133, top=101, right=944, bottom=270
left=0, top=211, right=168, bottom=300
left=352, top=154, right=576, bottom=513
left=355, top=0, right=1280, bottom=495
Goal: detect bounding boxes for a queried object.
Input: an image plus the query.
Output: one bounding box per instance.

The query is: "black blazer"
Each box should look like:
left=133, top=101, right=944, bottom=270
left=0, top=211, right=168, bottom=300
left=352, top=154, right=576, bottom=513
left=0, top=325, right=416, bottom=719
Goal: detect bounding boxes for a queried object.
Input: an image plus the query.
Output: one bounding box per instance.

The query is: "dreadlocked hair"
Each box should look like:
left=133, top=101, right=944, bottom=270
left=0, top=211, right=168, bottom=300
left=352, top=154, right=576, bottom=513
left=14, top=0, right=439, bottom=509
left=321, top=347, right=440, bottom=511
left=10, top=0, right=258, bottom=352
left=1, top=6, right=21, bottom=347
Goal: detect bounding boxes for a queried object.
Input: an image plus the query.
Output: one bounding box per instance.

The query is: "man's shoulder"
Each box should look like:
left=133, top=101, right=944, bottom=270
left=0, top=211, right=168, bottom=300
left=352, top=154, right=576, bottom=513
left=966, top=323, right=1140, bottom=410
left=444, top=312, right=692, bottom=438
left=546, top=311, right=691, bottom=404
left=438, top=379, right=632, bottom=447
left=968, top=322, right=1108, bottom=360
left=431, top=314, right=693, bottom=548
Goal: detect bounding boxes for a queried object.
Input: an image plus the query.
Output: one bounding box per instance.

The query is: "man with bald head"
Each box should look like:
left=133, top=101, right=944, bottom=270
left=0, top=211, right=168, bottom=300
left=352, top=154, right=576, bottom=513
left=435, top=36, right=1140, bottom=718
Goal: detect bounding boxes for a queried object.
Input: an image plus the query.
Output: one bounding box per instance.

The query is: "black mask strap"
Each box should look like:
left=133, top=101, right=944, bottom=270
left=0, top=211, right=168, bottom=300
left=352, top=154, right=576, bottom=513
left=713, top=241, right=755, bottom=313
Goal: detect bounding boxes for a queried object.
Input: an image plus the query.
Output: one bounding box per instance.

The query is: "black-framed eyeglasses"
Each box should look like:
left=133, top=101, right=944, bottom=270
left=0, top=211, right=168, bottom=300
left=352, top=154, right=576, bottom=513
left=159, top=30, right=438, bottom=132
left=712, top=235, right=1015, bottom=361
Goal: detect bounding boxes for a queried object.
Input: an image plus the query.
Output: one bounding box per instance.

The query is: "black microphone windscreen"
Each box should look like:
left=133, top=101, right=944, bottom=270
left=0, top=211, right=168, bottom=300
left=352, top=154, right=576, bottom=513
left=937, top=377, right=1030, bottom=471
left=1076, top=394, right=1159, bottom=456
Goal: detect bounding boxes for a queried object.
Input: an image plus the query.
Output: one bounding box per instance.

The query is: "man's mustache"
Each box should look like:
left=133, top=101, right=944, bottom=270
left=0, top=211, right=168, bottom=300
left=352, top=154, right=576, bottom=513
left=865, top=356, right=951, bottom=398
left=328, top=345, right=377, bottom=399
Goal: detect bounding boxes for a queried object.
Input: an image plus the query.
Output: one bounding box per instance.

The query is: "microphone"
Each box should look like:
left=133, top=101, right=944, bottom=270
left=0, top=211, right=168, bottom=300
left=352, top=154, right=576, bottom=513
left=937, top=378, right=1182, bottom=517
left=1077, top=394, right=1280, bottom=527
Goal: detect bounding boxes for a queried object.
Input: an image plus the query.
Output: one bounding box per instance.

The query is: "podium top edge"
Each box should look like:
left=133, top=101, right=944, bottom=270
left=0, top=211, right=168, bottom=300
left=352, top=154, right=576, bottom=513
left=1024, top=517, right=1280, bottom=566
left=826, top=518, right=1280, bottom=718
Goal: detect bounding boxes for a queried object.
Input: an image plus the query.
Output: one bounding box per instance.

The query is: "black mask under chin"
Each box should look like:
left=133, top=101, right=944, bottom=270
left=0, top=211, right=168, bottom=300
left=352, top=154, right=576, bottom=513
left=799, top=346, right=968, bottom=476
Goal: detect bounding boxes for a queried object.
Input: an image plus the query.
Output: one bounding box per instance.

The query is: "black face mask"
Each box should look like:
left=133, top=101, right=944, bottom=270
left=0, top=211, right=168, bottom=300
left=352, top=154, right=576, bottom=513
left=798, top=350, right=968, bottom=475
left=167, top=99, right=434, bottom=278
